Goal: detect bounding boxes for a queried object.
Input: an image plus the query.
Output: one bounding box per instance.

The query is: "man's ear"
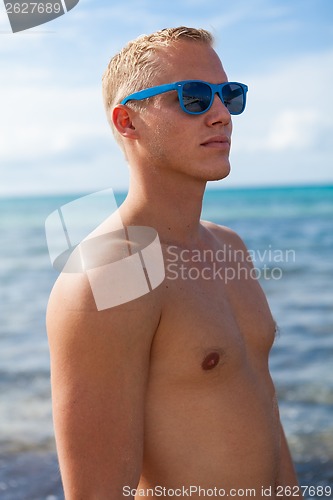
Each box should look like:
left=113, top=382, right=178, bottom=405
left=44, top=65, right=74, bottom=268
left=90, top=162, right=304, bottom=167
left=112, top=105, right=139, bottom=140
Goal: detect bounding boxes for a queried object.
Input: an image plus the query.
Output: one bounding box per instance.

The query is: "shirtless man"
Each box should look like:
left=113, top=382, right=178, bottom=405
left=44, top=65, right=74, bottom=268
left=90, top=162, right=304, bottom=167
left=47, top=27, right=301, bottom=499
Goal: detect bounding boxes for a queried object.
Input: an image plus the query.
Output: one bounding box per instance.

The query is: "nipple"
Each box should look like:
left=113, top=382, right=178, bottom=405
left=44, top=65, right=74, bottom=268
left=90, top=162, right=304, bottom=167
left=201, top=351, right=220, bottom=370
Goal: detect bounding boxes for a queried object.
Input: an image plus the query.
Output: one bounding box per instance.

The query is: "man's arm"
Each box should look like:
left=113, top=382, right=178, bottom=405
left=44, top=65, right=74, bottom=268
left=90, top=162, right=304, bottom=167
left=277, top=423, right=303, bottom=498
left=47, top=272, right=161, bottom=499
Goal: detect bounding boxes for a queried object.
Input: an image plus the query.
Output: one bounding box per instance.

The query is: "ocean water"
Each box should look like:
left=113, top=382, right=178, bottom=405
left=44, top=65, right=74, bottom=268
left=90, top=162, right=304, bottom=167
left=0, top=185, right=333, bottom=499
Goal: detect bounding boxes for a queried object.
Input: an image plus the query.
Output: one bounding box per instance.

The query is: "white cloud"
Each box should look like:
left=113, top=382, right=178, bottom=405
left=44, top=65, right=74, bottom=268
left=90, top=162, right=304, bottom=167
left=0, top=64, right=129, bottom=195
left=266, top=109, right=320, bottom=151
left=0, top=80, right=106, bottom=159
left=232, top=48, right=333, bottom=155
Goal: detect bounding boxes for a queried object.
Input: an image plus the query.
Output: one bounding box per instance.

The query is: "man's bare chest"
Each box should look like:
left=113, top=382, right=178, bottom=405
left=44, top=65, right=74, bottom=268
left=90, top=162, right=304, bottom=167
left=150, top=271, right=276, bottom=385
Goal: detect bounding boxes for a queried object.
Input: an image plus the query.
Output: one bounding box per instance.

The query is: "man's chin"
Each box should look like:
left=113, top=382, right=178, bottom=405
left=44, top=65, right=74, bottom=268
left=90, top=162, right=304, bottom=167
left=205, top=164, right=231, bottom=182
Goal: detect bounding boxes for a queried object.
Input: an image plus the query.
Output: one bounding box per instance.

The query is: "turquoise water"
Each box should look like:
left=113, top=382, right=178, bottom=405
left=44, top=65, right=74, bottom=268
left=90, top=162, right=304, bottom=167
left=0, top=185, right=333, bottom=498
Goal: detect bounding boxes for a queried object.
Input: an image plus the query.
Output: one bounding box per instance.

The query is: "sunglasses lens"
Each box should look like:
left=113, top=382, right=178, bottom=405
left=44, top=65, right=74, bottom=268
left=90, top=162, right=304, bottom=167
left=182, top=82, right=212, bottom=113
left=222, top=83, right=245, bottom=115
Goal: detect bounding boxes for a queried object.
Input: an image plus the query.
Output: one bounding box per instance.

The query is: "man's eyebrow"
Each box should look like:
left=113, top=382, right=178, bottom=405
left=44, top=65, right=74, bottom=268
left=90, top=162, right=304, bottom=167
left=274, top=321, right=280, bottom=339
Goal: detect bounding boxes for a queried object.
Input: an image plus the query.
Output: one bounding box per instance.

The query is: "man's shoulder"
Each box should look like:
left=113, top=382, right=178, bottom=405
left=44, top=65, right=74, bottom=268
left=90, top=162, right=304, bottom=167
left=201, top=219, right=247, bottom=250
left=47, top=265, right=163, bottom=348
left=47, top=270, right=99, bottom=317
left=48, top=213, right=165, bottom=324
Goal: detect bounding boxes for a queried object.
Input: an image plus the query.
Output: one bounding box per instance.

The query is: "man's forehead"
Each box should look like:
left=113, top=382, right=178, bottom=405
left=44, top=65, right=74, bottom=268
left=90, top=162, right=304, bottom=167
left=154, top=41, right=227, bottom=84
left=156, top=40, right=223, bottom=65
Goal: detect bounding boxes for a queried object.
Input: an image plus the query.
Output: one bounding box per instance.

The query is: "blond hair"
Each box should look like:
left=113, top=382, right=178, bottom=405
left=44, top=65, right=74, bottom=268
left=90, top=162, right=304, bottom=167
left=102, top=27, right=213, bottom=141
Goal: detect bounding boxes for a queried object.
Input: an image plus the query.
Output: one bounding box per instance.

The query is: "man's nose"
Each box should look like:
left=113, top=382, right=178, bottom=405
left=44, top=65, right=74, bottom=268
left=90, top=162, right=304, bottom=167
left=206, top=92, right=231, bottom=125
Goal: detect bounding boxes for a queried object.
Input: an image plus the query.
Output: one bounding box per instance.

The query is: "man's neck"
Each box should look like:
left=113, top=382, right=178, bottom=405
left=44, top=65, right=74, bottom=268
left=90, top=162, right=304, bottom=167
left=119, top=171, right=207, bottom=247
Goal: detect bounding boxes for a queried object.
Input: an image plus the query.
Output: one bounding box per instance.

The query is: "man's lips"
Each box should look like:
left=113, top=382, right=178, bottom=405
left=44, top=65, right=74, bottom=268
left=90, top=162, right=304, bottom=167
left=200, top=135, right=231, bottom=148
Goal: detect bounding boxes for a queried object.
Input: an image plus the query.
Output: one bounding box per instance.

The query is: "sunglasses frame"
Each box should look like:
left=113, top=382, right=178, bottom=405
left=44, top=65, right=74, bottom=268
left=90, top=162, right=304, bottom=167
left=121, top=80, right=248, bottom=116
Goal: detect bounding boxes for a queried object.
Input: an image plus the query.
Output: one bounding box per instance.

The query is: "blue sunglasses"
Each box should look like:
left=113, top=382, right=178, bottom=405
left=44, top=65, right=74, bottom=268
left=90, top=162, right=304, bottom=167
left=121, top=80, right=248, bottom=116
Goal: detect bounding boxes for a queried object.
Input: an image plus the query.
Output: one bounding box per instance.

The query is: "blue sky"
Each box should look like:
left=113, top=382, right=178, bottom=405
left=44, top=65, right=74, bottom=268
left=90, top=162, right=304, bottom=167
left=0, top=0, right=332, bottom=195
